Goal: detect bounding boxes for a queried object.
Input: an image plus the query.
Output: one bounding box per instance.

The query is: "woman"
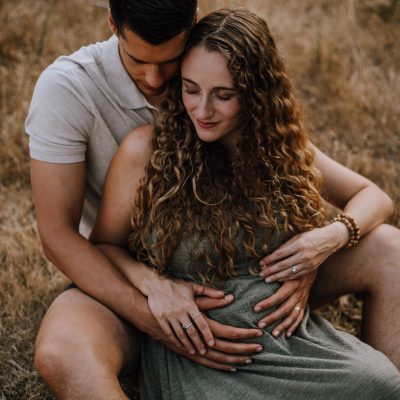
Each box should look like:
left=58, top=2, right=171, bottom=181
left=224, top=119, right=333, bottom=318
left=91, top=8, right=400, bottom=399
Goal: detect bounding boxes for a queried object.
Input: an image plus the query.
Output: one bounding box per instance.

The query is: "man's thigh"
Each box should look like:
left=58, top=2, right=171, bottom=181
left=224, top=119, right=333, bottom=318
left=35, top=287, right=140, bottom=376
left=310, top=224, right=399, bottom=308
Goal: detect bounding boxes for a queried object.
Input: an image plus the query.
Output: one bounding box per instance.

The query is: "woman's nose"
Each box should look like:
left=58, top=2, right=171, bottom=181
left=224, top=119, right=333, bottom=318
left=195, top=96, right=214, bottom=120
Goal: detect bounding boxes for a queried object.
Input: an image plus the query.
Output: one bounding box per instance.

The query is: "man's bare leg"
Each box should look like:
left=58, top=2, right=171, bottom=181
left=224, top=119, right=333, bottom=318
left=35, top=288, right=139, bottom=400
left=310, top=223, right=400, bottom=368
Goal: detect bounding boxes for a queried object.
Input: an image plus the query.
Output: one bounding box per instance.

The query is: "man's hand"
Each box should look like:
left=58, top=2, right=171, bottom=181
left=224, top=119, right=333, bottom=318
left=147, top=293, right=263, bottom=371
left=253, top=272, right=317, bottom=338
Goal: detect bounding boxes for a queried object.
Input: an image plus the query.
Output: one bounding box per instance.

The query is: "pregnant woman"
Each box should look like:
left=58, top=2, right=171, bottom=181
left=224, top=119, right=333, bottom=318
left=91, top=8, right=400, bottom=399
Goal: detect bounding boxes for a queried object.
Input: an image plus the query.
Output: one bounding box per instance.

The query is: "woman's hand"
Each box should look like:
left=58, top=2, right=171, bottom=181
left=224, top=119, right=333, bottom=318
left=145, top=274, right=225, bottom=355
left=259, top=222, right=349, bottom=282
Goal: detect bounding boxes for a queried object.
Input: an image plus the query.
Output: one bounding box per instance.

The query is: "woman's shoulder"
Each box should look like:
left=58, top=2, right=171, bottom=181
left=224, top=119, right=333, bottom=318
left=116, top=124, right=155, bottom=168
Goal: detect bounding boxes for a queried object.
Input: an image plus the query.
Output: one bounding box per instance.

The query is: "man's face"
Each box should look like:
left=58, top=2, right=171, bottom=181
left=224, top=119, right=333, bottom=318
left=110, top=18, right=188, bottom=102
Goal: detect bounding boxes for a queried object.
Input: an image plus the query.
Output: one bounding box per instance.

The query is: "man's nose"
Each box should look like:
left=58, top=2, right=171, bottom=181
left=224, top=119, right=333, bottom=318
left=144, top=65, right=164, bottom=89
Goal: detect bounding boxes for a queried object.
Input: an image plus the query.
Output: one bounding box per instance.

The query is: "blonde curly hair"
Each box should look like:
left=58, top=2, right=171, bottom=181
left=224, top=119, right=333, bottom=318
left=129, top=8, right=326, bottom=284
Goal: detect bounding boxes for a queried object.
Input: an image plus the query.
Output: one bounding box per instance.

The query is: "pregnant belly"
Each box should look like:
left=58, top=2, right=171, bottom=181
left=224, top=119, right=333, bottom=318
left=205, top=276, right=283, bottom=335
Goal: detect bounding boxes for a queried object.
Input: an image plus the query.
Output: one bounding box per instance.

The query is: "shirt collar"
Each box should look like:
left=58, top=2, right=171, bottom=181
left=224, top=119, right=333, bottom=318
left=101, top=35, right=157, bottom=111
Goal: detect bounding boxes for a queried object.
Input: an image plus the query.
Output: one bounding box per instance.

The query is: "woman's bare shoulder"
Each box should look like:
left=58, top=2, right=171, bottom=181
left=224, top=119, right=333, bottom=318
left=116, top=124, right=155, bottom=168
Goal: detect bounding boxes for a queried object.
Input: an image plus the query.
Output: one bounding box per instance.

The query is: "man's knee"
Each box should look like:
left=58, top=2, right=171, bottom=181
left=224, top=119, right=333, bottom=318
left=34, top=337, right=69, bottom=384
left=34, top=323, right=99, bottom=385
left=34, top=289, right=138, bottom=385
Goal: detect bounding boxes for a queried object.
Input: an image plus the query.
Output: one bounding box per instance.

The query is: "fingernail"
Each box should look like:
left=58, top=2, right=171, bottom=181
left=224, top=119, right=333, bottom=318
left=245, top=359, right=252, bottom=364
left=230, top=368, right=237, bottom=372
left=254, top=306, right=261, bottom=312
left=273, top=330, right=280, bottom=337
left=256, top=346, right=263, bottom=352
left=190, top=350, right=196, bottom=355
left=225, top=294, right=234, bottom=301
left=258, top=322, right=266, bottom=328
left=265, top=278, right=272, bottom=283
left=257, top=330, right=263, bottom=337
left=208, top=340, right=214, bottom=347
left=200, top=349, right=206, bottom=355
left=287, top=332, right=292, bottom=338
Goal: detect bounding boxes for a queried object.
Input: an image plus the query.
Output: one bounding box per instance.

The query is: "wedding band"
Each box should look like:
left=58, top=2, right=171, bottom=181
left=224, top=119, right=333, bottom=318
left=182, top=322, right=193, bottom=330
left=192, top=311, right=202, bottom=320
left=291, top=266, right=298, bottom=274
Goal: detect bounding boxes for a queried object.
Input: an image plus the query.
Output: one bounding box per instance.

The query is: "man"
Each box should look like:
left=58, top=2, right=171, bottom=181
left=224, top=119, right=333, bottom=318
left=26, top=1, right=400, bottom=398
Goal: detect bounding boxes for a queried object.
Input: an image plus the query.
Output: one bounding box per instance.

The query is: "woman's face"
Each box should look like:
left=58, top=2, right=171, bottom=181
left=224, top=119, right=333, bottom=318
left=181, top=46, right=241, bottom=151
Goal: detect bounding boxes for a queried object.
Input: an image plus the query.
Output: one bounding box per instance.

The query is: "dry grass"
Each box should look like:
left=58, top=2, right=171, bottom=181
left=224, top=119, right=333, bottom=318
left=0, top=0, right=398, bottom=398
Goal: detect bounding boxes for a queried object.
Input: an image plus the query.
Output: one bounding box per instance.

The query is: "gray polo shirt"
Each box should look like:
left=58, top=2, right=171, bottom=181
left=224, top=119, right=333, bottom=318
left=25, top=35, right=157, bottom=235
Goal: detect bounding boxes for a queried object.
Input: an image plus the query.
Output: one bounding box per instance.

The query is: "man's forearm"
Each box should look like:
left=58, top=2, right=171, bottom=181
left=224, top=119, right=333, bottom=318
left=41, top=227, right=158, bottom=333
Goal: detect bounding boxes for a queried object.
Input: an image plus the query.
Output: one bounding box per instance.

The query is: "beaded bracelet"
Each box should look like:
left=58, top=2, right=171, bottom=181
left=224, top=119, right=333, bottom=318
left=330, top=213, right=361, bottom=249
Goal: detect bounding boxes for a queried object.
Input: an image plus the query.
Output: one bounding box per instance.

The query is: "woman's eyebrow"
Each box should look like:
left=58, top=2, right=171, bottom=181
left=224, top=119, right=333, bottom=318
left=182, top=77, right=236, bottom=91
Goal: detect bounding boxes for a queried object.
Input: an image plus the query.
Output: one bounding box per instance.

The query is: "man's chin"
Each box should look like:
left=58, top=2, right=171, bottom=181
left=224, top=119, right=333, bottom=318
left=140, top=84, right=167, bottom=97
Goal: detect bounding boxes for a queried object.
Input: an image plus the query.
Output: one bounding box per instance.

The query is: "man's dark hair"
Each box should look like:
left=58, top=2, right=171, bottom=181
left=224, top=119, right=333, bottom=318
left=109, top=0, right=197, bottom=45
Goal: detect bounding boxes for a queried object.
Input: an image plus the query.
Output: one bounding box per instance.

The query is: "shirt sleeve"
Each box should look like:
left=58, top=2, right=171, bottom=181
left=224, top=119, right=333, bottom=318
left=25, top=65, right=94, bottom=163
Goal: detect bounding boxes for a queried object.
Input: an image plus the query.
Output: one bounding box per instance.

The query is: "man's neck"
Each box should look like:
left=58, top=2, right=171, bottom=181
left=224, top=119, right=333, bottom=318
left=146, top=92, right=166, bottom=109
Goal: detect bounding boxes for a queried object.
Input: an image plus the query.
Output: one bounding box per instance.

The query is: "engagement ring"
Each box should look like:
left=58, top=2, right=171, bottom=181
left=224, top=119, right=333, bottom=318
left=182, top=322, right=193, bottom=330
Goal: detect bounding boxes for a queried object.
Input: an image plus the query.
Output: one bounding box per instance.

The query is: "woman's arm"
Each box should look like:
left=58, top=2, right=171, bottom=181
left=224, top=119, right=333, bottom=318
left=259, top=143, right=393, bottom=282
left=313, top=143, right=393, bottom=237
left=90, top=125, right=223, bottom=354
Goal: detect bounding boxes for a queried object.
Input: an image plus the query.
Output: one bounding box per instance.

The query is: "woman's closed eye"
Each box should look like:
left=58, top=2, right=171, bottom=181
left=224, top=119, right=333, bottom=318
left=183, top=88, right=200, bottom=95
left=183, top=89, right=235, bottom=101
left=214, top=93, right=234, bottom=101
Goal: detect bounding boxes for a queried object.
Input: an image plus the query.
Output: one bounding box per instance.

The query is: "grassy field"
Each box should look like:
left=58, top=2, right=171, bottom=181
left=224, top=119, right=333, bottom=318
left=0, top=0, right=399, bottom=398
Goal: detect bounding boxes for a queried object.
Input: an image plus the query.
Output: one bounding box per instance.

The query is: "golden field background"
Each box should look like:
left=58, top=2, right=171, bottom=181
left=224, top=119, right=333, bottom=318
left=0, top=0, right=399, bottom=398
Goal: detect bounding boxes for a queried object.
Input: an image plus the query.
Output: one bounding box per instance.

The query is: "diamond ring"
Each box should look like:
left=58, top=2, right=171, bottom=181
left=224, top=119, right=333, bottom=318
left=182, top=322, right=193, bottom=330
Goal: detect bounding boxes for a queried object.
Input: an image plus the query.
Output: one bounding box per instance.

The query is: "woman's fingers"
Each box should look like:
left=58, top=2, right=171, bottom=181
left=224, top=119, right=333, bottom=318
left=264, top=263, right=306, bottom=283
left=177, top=310, right=214, bottom=354
left=260, top=254, right=300, bottom=278
left=259, top=236, right=300, bottom=266
left=184, top=323, right=208, bottom=354
left=191, top=312, right=214, bottom=346
left=170, top=320, right=196, bottom=354
left=158, top=319, right=185, bottom=350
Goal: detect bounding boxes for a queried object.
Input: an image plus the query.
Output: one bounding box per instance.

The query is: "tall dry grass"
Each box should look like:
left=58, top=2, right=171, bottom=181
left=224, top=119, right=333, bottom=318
left=0, top=0, right=398, bottom=398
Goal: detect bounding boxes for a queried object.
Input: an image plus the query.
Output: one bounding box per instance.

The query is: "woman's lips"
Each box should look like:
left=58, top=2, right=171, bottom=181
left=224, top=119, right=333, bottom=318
left=197, top=119, right=219, bottom=129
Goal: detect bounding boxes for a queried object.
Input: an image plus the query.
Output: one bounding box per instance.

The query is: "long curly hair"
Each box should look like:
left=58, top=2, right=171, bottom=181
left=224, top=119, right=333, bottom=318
left=129, top=8, right=326, bottom=284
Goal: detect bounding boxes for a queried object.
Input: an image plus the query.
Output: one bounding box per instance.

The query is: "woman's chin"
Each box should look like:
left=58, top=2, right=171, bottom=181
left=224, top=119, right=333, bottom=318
left=196, top=130, right=221, bottom=143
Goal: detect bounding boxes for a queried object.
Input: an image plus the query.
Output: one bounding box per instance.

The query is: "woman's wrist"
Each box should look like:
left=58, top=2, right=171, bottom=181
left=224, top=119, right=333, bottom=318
left=326, top=221, right=350, bottom=252
left=330, top=213, right=361, bottom=249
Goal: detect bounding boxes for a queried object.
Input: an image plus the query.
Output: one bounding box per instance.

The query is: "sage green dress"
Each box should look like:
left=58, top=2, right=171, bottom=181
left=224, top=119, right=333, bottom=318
left=139, top=227, right=400, bottom=399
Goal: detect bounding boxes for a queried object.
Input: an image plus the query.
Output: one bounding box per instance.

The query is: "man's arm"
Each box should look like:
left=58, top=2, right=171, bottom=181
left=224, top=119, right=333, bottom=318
left=31, top=159, right=262, bottom=370
left=30, top=160, right=159, bottom=333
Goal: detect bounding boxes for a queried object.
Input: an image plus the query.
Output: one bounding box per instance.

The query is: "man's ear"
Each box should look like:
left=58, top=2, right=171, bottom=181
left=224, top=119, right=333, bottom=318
left=108, top=11, right=118, bottom=36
